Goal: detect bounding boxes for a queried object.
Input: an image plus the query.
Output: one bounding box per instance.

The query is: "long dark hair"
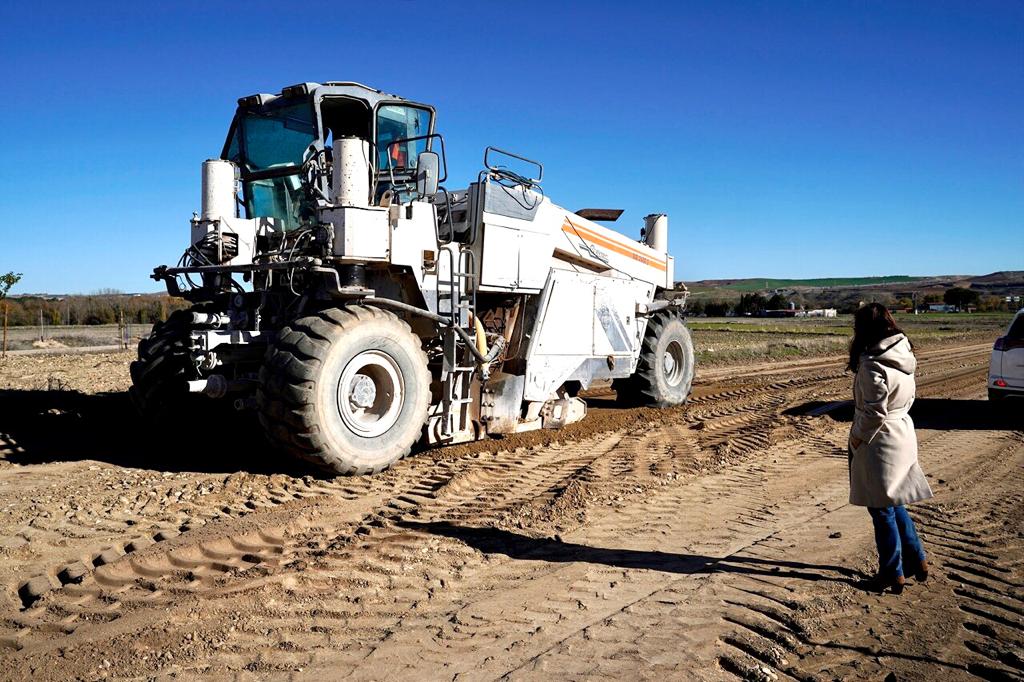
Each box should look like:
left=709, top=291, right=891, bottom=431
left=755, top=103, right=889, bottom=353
left=848, top=303, right=908, bottom=372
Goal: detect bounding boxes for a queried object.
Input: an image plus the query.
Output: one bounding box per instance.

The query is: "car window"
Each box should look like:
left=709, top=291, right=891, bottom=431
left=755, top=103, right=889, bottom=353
left=1008, top=314, right=1024, bottom=340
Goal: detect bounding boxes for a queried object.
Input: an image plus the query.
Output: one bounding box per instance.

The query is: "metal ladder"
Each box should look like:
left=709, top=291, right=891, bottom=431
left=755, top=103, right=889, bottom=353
left=436, top=245, right=478, bottom=438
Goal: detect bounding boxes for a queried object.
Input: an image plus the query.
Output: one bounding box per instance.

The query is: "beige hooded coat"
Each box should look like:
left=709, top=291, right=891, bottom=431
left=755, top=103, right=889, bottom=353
left=849, top=333, right=933, bottom=508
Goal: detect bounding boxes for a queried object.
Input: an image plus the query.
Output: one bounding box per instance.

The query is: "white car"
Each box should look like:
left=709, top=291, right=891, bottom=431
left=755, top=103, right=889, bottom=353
left=989, top=308, right=1024, bottom=400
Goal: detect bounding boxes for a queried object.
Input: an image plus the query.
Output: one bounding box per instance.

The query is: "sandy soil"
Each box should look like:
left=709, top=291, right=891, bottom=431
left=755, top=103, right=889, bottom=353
left=0, top=342, right=1020, bottom=681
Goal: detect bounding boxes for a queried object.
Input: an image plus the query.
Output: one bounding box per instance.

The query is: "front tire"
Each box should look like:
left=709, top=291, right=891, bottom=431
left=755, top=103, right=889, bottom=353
left=615, top=310, right=695, bottom=407
left=257, top=306, right=431, bottom=475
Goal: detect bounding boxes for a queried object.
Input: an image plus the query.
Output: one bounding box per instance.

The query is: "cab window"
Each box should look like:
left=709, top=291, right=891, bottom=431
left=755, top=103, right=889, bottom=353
left=376, top=105, right=431, bottom=173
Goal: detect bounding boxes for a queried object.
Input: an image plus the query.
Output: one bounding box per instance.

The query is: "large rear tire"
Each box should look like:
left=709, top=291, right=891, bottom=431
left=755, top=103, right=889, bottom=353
left=614, top=310, right=694, bottom=407
left=257, top=306, right=431, bottom=475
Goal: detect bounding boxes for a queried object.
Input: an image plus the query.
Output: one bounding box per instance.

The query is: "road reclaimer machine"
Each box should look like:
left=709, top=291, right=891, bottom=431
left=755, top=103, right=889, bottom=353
left=136, top=81, right=695, bottom=474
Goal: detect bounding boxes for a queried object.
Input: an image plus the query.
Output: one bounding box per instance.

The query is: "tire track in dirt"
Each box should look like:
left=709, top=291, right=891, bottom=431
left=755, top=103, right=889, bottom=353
left=713, top=431, right=1023, bottom=682
left=491, top=347, right=1002, bottom=681
left=0, top=341, right=1008, bottom=679
left=2, top=431, right=636, bottom=661
left=484, top=432, right=856, bottom=681
left=4, top=369, right=830, bottom=632
left=911, top=439, right=1024, bottom=681
left=1, top=364, right=842, bottom=676
left=323, top=381, right=865, bottom=680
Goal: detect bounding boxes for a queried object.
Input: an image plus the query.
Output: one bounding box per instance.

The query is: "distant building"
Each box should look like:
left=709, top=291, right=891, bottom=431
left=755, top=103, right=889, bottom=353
left=926, top=303, right=958, bottom=313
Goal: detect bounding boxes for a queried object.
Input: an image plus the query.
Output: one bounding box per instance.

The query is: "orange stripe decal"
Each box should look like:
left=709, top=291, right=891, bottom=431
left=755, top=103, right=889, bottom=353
left=561, top=219, right=667, bottom=271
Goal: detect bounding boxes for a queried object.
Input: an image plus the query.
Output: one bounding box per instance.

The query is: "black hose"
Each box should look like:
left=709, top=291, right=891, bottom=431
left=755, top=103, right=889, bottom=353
left=360, top=297, right=489, bottom=364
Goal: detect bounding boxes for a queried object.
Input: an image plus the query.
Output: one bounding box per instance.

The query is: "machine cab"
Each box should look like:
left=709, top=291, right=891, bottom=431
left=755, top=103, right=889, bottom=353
left=221, top=82, right=436, bottom=230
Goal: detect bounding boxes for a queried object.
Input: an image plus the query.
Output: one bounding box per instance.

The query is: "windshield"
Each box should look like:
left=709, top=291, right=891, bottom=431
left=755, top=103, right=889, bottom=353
left=224, top=99, right=317, bottom=229
left=227, top=100, right=316, bottom=172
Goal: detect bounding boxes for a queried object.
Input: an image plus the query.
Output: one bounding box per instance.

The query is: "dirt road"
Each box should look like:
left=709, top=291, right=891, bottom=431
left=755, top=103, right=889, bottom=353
left=0, top=342, right=1020, bottom=680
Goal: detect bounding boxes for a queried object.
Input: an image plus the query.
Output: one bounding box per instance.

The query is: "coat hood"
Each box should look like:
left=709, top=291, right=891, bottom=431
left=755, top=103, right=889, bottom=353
left=864, top=333, right=916, bottom=374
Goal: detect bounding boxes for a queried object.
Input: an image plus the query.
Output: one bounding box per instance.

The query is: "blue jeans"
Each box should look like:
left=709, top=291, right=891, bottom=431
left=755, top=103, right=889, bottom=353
left=868, top=505, right=926, bottom=578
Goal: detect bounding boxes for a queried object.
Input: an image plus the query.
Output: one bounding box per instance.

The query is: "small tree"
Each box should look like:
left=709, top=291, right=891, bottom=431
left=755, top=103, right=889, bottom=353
left=943, top=287, right=979, bottom=311
left=1, top=272, right=23, bottom=357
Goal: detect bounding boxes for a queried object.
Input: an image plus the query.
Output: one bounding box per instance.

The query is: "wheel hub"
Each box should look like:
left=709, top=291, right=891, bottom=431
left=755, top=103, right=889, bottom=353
left=349, top=375, right=377, bottom=409
left=664, top=340, right=685, bottom=387
left=664, top=352, right=677, bottom=377
left=336, top=350, right=405, bottom=438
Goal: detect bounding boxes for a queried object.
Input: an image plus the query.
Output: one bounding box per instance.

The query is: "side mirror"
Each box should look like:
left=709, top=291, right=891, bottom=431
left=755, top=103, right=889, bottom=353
left=416, top=150, right=440, bottom=197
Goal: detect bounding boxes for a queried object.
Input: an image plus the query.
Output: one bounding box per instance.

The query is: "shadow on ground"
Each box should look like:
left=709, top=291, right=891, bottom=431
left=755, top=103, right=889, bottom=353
left=399, top=519, right=864, bottom=583
left=0, top=389, right=318, bottom=476
left=786, top=398, right=1022, bottom=430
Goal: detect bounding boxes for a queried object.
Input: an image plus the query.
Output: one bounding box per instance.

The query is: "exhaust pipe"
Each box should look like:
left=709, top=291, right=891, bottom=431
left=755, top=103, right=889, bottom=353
left=642, top=214, right=668, bottom=253
left=201, top=159, right=237, bottom=221
left=332, top=136, right=371, bottom=207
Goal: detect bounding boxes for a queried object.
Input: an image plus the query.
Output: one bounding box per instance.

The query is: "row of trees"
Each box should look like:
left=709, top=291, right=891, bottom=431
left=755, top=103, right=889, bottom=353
left=3, top=293, right=187, bottom=326
left=688, top=292, right=790, bottom=317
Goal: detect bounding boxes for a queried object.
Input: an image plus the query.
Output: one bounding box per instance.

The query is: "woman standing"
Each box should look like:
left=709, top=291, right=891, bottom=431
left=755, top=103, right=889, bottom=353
left=848, top=303, right=933, bottom=594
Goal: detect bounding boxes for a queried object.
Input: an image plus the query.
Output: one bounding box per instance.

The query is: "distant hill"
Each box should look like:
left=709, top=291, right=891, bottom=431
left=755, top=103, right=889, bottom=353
left=969, top=271, right=1024, bottom=288
left=686, top=272, right=1023, bottom=293
left=691, top=275, right=920, bottom=292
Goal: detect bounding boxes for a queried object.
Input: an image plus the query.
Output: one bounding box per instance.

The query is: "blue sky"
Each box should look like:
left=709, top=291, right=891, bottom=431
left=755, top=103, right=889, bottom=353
left=1, top=1, right=1021, bottom=293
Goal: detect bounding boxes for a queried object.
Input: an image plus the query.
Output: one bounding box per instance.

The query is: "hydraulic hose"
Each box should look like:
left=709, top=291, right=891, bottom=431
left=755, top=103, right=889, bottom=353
left=359, top=297, right=490, bottom=365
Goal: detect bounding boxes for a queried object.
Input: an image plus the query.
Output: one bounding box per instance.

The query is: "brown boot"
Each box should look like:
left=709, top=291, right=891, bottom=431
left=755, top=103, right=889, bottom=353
left=907, top=559, right=929, bottom=583
left=861, top=573, right=905, bottom=595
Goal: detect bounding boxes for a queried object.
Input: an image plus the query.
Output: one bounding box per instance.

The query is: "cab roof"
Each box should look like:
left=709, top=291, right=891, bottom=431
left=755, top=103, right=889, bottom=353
left=237, top=81, right=415, bottom=109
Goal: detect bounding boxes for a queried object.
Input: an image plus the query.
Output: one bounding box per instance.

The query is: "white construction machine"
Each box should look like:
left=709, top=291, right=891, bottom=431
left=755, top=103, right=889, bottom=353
left=135, top=81, right=694, bottom=474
